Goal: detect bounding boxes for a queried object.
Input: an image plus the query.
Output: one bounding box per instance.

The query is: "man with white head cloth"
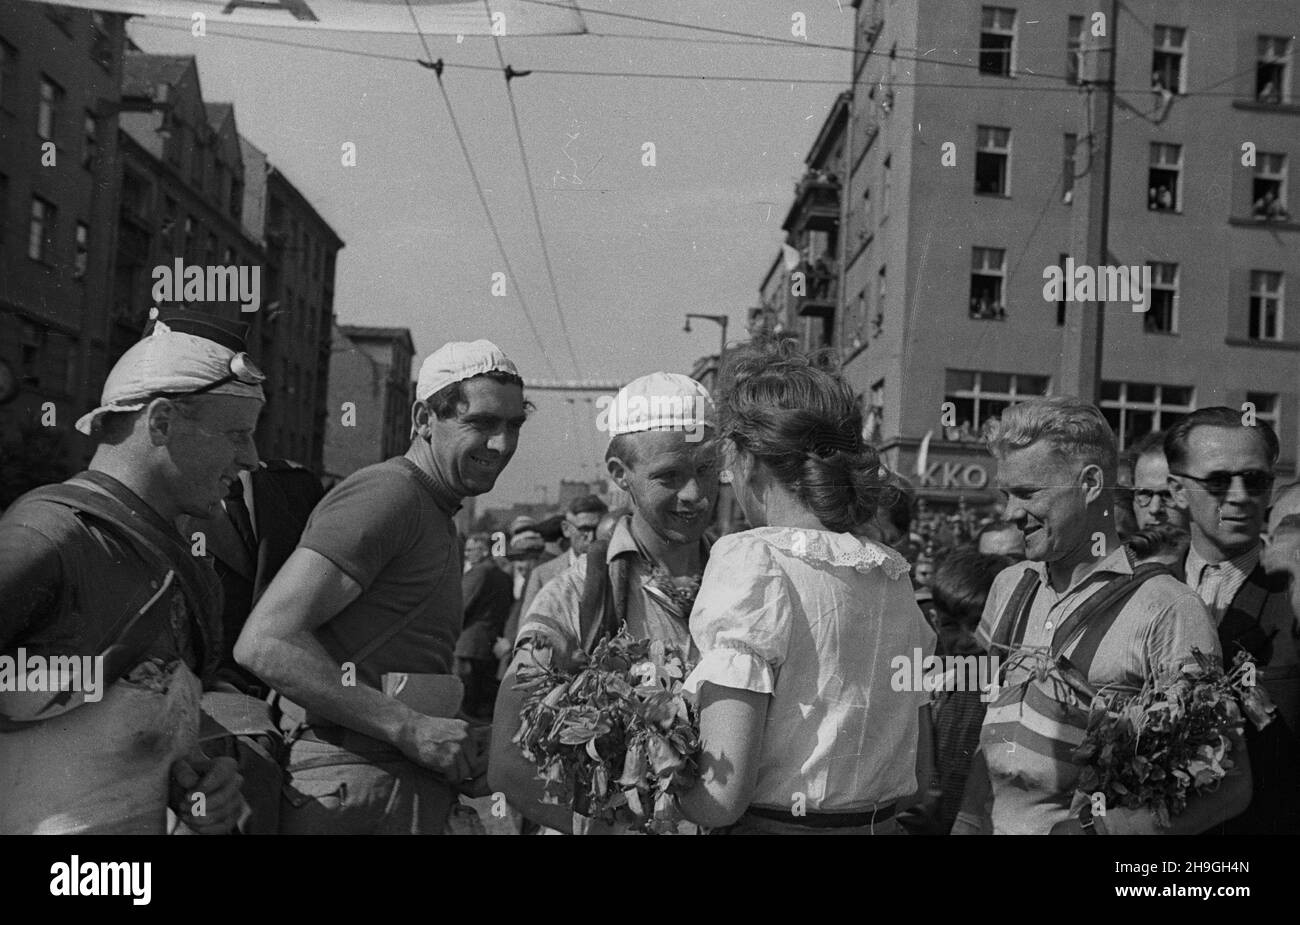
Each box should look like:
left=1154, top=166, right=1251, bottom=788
left=236, top=339, right=528, bottom=834
left=0, top=309, right=262, bottom=834
left=489, top=371, right=720, bottom=833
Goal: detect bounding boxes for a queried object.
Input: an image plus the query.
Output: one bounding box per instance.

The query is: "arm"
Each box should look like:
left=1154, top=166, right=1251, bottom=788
left=896, top=703, right=934, bottom=816
left=234, top=547, right=475, bottom=781
left=951, top=749, right=992, bottom=834
left=676, top=682, right=769, bottom=829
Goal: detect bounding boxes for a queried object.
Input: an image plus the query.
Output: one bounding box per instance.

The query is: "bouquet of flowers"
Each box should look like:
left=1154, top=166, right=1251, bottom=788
left=513, top=630, right=701, bottom=834
left=1071, top=649, right=1276, bottom=828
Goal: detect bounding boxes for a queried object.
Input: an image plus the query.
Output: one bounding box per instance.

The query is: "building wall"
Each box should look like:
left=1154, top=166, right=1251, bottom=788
left=322, top=324, right=385, bottom=482
left=0, top=3, right=126, bottom=482
left=837, top=0, right=1300, bottom=503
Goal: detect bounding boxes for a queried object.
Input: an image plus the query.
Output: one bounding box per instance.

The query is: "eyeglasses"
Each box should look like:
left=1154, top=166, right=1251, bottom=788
left=1170, top=469, right=1274, bottom=497
left=148, top=352, right=266, bottom=401
left=565, top=521, right=598, bottom=537
left=1133, top=488, right=1174, bottom=508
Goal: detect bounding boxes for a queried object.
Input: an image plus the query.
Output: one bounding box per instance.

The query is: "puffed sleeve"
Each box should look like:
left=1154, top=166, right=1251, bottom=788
left=684, top=534, right=790, bottom=696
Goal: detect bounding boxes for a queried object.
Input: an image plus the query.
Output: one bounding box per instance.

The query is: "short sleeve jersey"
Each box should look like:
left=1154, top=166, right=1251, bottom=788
left=296, top=457, right=462, bottom=692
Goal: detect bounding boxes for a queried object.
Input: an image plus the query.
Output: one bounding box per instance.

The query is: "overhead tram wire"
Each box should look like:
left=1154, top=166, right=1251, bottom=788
left=484, top=0, right=584, bottom=380
left=399, top=0, right=561, bottom=378
left=128, top=19, right=1260, bottom=96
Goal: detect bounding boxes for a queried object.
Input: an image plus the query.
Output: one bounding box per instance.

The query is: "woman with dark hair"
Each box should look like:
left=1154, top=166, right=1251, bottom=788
left=676, top=337, right=936, bottom=834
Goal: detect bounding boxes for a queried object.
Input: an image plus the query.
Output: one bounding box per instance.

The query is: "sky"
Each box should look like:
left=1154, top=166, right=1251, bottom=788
left=125, top=1, right=854, bottom=511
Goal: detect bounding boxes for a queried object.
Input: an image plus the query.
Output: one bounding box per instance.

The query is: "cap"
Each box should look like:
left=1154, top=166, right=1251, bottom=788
left=603, top=372, right=714, bottom=444
left=75, top=314, right=265, bottom=436
left=509, top=515, right=539, bottom=535
left=416, top=339, right=518, bottom=402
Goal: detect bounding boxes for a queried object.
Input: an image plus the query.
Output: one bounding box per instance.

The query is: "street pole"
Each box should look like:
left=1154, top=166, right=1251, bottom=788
left=1058, top=0, right=1118, bottom=404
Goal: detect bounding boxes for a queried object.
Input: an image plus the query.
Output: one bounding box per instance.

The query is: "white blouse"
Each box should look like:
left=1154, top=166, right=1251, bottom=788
left=684, top=527, right=935, bottom=813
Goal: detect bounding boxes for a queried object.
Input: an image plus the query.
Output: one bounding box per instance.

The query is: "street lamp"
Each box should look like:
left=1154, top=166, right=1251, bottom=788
left=683, top=312, right=729, bottom=381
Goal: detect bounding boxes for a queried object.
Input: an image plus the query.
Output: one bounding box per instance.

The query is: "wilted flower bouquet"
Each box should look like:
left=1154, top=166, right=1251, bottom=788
left=513, top=630, right=701, bottom=834
left=1072, top=649, right=1276, bottom=828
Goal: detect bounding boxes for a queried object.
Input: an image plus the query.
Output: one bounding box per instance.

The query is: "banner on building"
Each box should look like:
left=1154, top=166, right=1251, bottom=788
left=32, top=0, right=587, bottom=36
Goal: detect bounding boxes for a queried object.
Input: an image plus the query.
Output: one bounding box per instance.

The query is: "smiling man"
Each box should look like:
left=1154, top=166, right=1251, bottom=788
left=489, top=372, right=718, bottom=833
left=953, top=397, right=1244, bottom=836
left=235, top=340, right=527, bottom=834
left=0, top=312, right=259, bottom=834
left=1165, top=408, right=1300, bottom=834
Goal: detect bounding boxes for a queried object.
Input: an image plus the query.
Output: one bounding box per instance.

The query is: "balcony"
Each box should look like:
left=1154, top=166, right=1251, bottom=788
left=783, top=170, right=842, bottom=234
left=794, top=266, right=838, bottom=319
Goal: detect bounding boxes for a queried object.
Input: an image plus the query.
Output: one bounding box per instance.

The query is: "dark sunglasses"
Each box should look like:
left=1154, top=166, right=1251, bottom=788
left=1133, top=488, right=1174, bottom=508
left=1170, top=469, right=1274, bottom=497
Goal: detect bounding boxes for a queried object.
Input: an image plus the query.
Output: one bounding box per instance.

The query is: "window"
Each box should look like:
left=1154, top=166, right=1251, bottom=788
left=945, top=370, right=1049, bottom=435
left=865, top=379, right=885, bottom=442
left=37, top=76, right=63, bottom=142
left=970, top=246, right=1006, bottom=319
left=881, top=155, right=891, bottom=218
left=1152, top=25, right=1186, bottom=93
left=28, top=197, right=55, bottom=262
left=191, top=138, right=205, bottom=188
left=1257, top=36, right=1291, bottom=104
left=20, top=321, right=44, bottom=386
left=206, top=233, right=218, bottom=265
left=1148, top=143, right=1182, bottom=212
left=1100, top=381, right=1194, bottom=451
left=979, top=7, right=1016, bottom=76
left=1249, top=270, right=1284, bottom=341
left=222, top=246, right=234, bottom=265
left=82, top=111, right=98, bottom=170
left=74, top=222, right=89, bottom=279
left=1145, top=262, right=1178, bottom=334
left=0, top=39, right=15, bottom=111
left=90, top=12, right=114, bottom=70
left=874, top=265, right=887, bottom=336
left=974, top=126, right=1010, bottom=195
left=1056, top=253, right=1068, bottom=326
left=230, top=177, right=244, bottom=222
left=1063, top=134, right=1077, bottom=203
left=1066, top=15, right=1084, bottom=84
left=1253, top=153, right=1289, bottom=220
left=184, top=216, right=195, bottom=259
left=1247, top=392, right=1280, bottom=439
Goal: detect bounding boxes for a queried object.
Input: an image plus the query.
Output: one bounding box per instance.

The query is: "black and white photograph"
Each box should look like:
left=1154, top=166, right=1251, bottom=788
left=0, top=0, right=1296, bottom=901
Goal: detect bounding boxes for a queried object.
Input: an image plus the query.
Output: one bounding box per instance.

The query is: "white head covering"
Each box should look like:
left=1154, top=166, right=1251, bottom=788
left=75, top=318, right=265, bottom=435
left=416, top=339, right=519, bottom=402
left=603, top=372, right=714, bottom=445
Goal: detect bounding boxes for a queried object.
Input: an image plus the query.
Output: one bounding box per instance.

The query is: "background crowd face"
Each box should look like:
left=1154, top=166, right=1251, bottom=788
left=1133, top=450, right=1187, bottom=530
left=562, top=512, right=602, bottom=556
left=610, top=430, right=719, bottom=546
left=463, top=536, right=491, bottom=566
left=430, top=377, right=526, bottom=498
left=996, top=441, right=1096, bottom=567
left=1172, top=426, right=1273, bottom=557
left=164, top=394, right=262, bottom=518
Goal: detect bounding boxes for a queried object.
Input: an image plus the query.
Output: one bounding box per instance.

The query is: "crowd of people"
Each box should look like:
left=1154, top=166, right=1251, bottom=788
left=1, top=308, right=1298, bottom=836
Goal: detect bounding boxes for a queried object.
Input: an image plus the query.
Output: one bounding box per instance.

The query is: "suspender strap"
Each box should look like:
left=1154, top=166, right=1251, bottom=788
left=578, top=540, right=614, bottom=655
left=1054, top=563, right=1172, bottom=678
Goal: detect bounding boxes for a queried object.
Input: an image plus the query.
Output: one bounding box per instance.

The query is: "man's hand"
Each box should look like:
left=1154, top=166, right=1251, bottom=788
left=399, top=715, right=483, bottom=783
left=171, top=750, right=246, bottom=835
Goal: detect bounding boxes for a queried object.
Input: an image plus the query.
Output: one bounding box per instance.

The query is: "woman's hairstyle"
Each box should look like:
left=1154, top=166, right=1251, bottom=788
left=716, top=336, right=884, bottom=532
left=982, top=395, right=1118, bottom=480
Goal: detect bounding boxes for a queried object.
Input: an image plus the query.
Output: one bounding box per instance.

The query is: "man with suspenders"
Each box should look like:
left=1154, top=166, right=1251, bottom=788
left=953, top=397, right=1250, bottom=835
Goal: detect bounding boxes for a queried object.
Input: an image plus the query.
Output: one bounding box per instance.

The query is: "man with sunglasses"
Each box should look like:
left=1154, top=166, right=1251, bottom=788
left=1127, top=430, right=1189, bottom=532
left=0, top=310, right=263, bottom=834
left=515, top=494, right=609, bottom=626
left=1165, top=407, right=1300, bottom=834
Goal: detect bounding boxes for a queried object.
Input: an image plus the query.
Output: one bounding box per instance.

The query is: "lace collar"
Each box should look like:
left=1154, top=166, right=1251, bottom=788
left=745, top=526, right=911, bottom=580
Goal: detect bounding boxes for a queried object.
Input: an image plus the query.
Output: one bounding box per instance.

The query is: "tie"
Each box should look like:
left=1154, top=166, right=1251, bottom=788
left=225, top=476, right=257, bottom=554
left=1197, top=564, right=1226, bottom=621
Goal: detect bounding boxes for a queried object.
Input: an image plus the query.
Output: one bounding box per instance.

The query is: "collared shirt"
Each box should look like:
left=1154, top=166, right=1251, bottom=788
left=1184, top=543, right=1261, bottom=626
left=975, top=544, right=1220, bottom=835
left=516, top=517, right=706, bottom=667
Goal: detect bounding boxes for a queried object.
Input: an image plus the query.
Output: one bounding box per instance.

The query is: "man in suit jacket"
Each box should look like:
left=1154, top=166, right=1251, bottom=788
left=188, top=459, right=325, bottom=697
left=1166, top=409, right=1300, bottom=834
left=515, top=495, right=609, bottom=627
